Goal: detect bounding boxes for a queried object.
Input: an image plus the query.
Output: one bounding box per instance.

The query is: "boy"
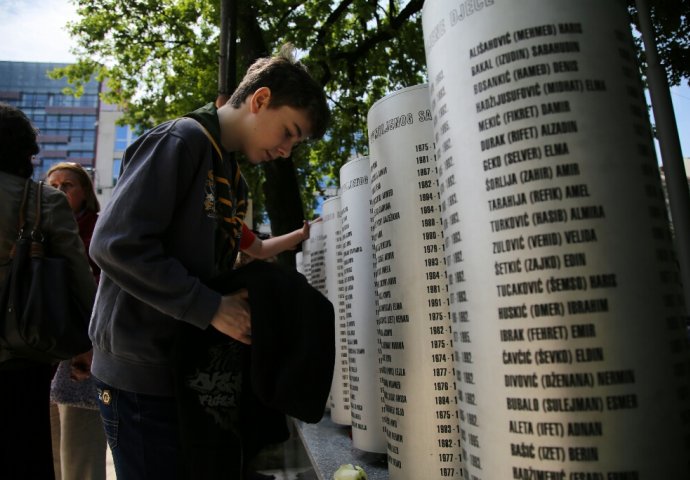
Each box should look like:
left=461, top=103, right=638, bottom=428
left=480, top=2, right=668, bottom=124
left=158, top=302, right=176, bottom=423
left=88, top=45, right=329, bottom=478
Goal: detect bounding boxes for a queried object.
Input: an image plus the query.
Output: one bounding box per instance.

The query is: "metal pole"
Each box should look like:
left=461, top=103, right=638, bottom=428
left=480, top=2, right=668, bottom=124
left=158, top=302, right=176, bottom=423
left=228, top=0, right=238, bottom=92
left=218, top=0, right=230, bottom=98
left=635, top=0, right=690, bottom=312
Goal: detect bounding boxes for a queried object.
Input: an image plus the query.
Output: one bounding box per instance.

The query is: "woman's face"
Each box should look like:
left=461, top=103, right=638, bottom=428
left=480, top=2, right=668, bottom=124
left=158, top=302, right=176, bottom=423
left=47, top=169, right=86, bottom=213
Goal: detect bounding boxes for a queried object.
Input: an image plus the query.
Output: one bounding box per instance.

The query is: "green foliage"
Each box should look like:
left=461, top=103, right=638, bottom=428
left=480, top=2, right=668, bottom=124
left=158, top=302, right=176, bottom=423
left=55, top=0, right=219, bottom=130
left=54, top=0, right=427, bottom=218
left=258, top=0, right=427, bottom=216
left=628, top=0, right=690, bottom=86
left=54, top=0, right=688, bottom=219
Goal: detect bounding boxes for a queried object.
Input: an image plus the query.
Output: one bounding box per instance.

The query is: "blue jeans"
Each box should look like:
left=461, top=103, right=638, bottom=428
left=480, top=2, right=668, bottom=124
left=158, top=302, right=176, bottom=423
left=93, top=377, right=181, bottom=480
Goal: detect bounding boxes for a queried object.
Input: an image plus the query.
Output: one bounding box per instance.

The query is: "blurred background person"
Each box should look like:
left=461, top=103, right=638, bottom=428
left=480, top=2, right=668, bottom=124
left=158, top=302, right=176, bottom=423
left=46, top=162, right=105, bottom=480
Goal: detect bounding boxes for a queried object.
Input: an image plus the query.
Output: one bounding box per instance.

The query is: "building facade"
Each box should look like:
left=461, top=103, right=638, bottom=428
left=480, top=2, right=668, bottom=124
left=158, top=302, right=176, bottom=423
left=0, top=60, right=134, bottom=207
left=94, top=100, right=136, bottom=206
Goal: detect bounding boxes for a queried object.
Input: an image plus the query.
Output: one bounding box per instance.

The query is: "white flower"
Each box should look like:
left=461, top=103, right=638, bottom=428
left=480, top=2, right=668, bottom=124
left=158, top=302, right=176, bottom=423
left=333, top=464, right=368, bottom=480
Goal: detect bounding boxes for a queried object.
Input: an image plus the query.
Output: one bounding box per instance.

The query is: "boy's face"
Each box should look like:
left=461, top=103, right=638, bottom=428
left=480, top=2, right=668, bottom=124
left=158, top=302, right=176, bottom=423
left=242, top=87, right=312, bottom=164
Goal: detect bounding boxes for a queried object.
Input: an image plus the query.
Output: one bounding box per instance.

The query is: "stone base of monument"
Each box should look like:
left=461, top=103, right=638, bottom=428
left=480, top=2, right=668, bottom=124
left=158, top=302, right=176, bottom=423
left=294, top=413, right=388, bottom=480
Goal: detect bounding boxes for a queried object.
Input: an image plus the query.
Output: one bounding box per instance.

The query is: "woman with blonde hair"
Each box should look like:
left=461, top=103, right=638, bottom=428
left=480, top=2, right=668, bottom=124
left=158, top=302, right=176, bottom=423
left=46, top=162, right=100, bottom=281
left=46, top=162, right=100, bottom=211
left=46, top=162, right=105, bottom=480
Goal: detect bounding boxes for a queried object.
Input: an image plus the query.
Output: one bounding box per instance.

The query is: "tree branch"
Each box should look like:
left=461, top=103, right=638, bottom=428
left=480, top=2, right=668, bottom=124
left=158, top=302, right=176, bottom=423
left=315, top=0, right=356, bottom=45
left=331, top=0, right=423, bottom=63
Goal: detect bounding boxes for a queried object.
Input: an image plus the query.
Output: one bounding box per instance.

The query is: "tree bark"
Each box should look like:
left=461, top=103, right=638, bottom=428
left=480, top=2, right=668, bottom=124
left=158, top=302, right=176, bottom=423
left=218, top=0, right=230, bottom=97
left=262, top=157, right=304, bottom=267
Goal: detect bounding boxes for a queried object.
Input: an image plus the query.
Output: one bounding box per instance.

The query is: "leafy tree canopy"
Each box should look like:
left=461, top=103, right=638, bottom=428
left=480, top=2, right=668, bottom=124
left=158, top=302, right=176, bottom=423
left=629, top=0, right=690, bottom=86
left=54, top=0, right=689, bottom=224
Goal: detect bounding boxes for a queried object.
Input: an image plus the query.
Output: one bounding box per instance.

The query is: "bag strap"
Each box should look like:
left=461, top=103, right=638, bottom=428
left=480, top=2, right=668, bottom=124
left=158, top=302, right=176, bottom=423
left=188, top=118, right=223, bottom=159
left=16, top=178, right=32, bottom=238
left=9, top=179, right=33, bottom=259
left=30, top=182, right=45, bottom=258
left=31, top=181, right=44, bottom=241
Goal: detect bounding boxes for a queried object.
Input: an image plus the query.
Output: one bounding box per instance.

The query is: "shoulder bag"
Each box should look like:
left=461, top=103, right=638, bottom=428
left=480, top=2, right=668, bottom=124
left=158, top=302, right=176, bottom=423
left=0, top=180, right=92, bottom=364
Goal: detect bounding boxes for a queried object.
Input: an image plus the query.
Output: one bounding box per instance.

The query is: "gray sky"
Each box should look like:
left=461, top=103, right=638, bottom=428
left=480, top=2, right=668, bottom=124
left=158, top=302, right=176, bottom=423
left=0, top=0, right=77, bottom=63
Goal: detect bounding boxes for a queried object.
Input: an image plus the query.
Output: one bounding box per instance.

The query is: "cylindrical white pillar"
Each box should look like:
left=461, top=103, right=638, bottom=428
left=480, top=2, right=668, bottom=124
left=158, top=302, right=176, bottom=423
left=295, top=251, right=305, bottom=276
left=340, top=156, right=387, bottom=453
left=322, top=196, right=351, bottom=425
left=300, top=238, right=313, bottom=285
left=368, top=84, right=463, bottom=479
left=306, top=220, right=326, bottom=294
left=423, top=1, right=690, bottom=478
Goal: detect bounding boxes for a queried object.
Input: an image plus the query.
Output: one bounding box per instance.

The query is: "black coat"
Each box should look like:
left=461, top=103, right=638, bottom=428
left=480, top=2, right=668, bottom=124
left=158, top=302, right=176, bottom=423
left=174, top=260, right=335, bottom=479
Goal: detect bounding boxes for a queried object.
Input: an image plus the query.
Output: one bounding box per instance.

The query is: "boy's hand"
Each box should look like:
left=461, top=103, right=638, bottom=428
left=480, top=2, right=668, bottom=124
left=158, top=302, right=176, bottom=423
left=210, top=289, right=252, bottom=344
left=301, top=217, right=322, bottom=241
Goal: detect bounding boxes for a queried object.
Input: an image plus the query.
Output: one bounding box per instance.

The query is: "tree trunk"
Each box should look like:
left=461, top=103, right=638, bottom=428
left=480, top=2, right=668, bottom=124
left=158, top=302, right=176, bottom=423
left=262, top=157, right=304, bottom=267
left=237, top=2, right=304, bottom=267
left=218, top=0, right=230, bottom=97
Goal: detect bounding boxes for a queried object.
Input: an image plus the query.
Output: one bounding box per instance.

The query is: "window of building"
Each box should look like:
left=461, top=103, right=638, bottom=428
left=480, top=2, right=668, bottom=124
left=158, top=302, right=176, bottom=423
left=32, top=114, right=46, bottom=129
left=79, top=94, right=98, bottom=107
left=72, top=115, right=97, bottom=128
left=68, top=150, right=93, bottom=158
left=20, top=93, right=34, bottom=108
left=112, top=157, right=123, bottom=186
left=34, top=94, right=48, bottom=106
left=35, top=159, right=65, bottom=180
left=115, top=125, right=135, bottom=151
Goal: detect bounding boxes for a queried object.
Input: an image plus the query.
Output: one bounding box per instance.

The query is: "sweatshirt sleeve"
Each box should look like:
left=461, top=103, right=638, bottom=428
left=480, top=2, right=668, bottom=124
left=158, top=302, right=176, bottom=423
left=240, top=222, right=256, bottom=250
left=89, top=121, right=221, bottom=329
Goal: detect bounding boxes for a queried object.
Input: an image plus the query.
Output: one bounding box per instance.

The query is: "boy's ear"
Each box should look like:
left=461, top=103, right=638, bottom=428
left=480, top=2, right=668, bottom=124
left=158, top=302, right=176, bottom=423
left=250, top=87, right=272, bottom=113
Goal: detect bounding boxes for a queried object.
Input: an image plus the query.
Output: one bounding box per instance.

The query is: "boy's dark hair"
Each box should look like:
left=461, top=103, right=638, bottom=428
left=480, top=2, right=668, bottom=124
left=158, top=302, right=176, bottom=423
left=229, top=44, right=330, bottom=139
left=0, top=103, right=38, bottom=179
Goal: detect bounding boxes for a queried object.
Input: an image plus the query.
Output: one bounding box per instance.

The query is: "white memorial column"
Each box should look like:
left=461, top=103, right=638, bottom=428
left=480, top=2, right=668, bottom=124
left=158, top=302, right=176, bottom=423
left=340, top=157, right=387, bottom=453
left=423, top=1, right=690, bottom=478
left=368, top=84, right=463, bottom=479
left=301, top=237, right=313, bottom=285
left=306, top=220, right=326, bottom=294
left=322, top=196, right=351, bottom=425
left=295, top=251, right=305, bottom=276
